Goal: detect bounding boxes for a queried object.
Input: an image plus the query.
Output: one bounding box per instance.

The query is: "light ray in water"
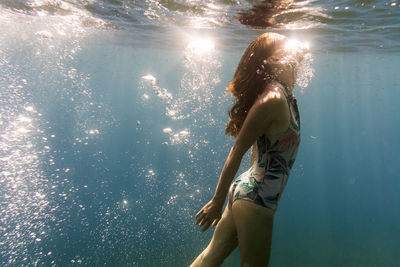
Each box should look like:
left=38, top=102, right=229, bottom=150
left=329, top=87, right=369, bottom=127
left=165, top=33, right=221, bottom=124
left=187, top=38, right=214, bottom=53
left=0, top=105, right=51, bottom=264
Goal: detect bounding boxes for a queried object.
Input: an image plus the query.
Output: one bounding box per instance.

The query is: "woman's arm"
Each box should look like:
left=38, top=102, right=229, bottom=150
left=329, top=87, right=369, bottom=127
left=195, top=87, right=288, bottom=231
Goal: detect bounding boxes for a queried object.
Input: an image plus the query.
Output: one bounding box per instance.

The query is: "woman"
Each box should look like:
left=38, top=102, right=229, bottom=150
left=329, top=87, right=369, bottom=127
left=190, top=32, right=305, bottom=267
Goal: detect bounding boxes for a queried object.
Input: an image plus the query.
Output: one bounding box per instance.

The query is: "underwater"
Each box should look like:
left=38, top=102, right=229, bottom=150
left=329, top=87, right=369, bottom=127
left=0, top=0, right=399, bottom=266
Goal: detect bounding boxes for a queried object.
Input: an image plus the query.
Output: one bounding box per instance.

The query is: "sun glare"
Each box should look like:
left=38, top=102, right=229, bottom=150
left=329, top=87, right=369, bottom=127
left=284, top=39, right=310, bottom=52
left=186, top=38, right=215, bottom=55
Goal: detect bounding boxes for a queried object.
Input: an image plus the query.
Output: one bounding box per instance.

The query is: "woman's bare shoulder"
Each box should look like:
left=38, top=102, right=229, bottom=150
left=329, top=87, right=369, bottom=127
left=254, top=83, right=287, bottom=113
left=252, top=83, right=290, bottom=135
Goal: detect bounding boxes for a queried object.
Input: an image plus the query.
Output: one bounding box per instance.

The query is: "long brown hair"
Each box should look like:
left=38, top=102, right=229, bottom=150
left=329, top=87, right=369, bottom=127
left=226, top=33, right=286, bottom=137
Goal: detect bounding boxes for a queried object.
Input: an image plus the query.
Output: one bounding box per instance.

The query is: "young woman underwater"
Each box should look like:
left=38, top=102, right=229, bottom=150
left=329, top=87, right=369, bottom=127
left=191, top=33, right=307, bottom=267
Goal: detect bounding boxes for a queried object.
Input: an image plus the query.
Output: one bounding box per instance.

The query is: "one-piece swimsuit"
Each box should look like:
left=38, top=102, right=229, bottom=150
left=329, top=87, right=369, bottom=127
left=228, top=84, right=301, bottom=211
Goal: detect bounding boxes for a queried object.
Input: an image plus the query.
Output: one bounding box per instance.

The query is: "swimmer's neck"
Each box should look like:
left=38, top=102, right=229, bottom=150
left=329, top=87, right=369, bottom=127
left=272, top=79, right=294, bottom=94
left=271, top=67, right=296, bottom=94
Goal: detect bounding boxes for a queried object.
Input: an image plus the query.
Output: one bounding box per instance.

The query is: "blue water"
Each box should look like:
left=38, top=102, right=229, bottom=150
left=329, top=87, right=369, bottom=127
left=1, top=0, right=400, bottom=266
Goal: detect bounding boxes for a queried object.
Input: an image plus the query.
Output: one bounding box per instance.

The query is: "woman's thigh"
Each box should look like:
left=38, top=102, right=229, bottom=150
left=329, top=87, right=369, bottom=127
left=205, top=205, right=238, bottom=260
left=231, top=200, right=274, bottom=267
left=190, top=205, right=238, bottom=267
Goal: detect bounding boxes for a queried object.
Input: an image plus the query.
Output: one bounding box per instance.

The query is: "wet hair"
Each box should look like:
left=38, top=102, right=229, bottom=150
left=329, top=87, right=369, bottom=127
left=225, top=32, right=286, bottom=137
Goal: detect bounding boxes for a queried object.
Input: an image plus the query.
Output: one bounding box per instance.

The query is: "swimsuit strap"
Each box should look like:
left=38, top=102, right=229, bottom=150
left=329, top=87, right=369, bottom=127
left=274, top=81, right=293, bottom=111
left=275, top=81, right=300, bottom=131
left=275, top=81, right=292, bottom=99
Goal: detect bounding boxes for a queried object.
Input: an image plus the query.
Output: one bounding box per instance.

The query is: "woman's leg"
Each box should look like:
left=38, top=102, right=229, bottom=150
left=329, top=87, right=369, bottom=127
left=190, top=205, right=238, bottom=267
left=231, top=200, right=274, bottom=267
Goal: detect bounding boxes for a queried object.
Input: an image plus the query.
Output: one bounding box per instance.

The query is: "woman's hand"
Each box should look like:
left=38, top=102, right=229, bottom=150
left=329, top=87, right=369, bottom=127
left=195, top=199, right=223, bottom=232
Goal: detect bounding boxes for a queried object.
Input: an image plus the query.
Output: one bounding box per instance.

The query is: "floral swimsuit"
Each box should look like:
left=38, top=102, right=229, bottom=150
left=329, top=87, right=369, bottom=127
left=228, top=85, right=300, bottom=211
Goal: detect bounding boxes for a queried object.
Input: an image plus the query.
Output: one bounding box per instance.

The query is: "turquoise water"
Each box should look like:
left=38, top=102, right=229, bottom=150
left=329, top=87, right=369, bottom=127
left=1, top=1, right=399, bottom=266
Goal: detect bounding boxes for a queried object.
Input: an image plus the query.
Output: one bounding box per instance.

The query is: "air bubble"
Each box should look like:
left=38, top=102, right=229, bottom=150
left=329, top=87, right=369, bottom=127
left=141, top=74, right=158, bottom=85
left=162, top=128, right=173, bottom=135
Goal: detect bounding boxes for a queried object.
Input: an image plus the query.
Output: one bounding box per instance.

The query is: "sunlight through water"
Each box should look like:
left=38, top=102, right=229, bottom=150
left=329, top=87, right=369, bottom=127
left=1, top=0, right=399, bottom=265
